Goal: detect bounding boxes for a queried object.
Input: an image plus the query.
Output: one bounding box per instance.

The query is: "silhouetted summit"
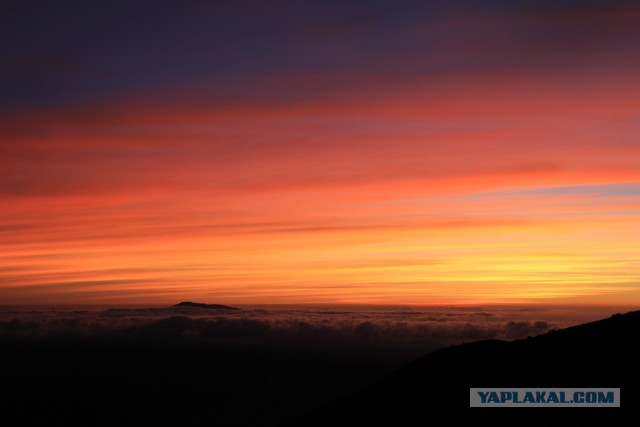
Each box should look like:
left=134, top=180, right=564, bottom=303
left=286, top=310, right=640, bottom=426
left=173, top=301, right=239, bottom=310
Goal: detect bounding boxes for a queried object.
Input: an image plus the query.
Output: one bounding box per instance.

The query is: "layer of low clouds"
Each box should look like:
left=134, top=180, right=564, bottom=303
left=0, top=305, right=617, bottom=360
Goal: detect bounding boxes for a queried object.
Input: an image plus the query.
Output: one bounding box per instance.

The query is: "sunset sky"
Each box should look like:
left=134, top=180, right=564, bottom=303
left=1, top=0, right=639, bottom=305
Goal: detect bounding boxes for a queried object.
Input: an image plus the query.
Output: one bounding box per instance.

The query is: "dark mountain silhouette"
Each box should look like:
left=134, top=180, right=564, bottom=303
left=284, top=310, right=640, bottom=426
left=2, top=309, right=638, bottom=426
left=173, top=301, right=239, bottom=310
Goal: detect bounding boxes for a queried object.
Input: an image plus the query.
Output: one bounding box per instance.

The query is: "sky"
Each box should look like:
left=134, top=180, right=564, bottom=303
left=1, top=0, right=639, bottom=305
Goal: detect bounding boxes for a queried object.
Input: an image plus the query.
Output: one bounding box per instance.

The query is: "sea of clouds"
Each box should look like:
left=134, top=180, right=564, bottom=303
left=0, top=304, right=622, bottom=360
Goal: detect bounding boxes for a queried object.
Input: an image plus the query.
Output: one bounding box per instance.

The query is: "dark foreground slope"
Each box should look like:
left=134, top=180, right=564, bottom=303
left=286, top=311, right=640, bottom=426
left=0, top=327, right=398, bottom=426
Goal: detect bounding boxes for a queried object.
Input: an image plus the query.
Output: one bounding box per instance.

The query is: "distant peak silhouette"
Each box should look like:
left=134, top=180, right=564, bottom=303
left=173, top=301, right=239, bottom=310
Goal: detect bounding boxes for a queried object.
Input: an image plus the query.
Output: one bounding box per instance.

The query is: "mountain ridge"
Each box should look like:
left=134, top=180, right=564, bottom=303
left=284, top=310, right=640, bottom=426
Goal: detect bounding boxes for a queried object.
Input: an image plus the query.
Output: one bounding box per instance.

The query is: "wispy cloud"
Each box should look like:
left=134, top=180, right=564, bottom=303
left=1, top=1, right=640, bottom=304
